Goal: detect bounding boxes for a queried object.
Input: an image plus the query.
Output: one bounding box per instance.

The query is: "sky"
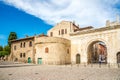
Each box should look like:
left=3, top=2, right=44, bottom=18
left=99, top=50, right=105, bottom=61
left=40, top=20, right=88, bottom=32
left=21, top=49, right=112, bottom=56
left=0, top=0, right=120, bottom=46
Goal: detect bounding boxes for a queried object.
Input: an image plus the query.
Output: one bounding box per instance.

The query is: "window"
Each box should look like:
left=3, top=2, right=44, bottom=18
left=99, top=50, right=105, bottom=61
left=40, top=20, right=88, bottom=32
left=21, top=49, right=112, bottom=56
left=29, top=41, right=32, bottom=47
left=20, top=42, right=22, bottom=48
left=59, top=30, right=60, bottom=35
left=14, top=45, right=16, bottom=50
left=23, top=53, right=26, bottom=58
left=65, top=29, right=67, bottom=34
left=61, top=29, right=64, bottom=35
left=67, top=49, right=69, bottom=54
left=45, top=47, right=49, bottom=53
left=50, top=32, right=53, bottom=37
left=23, top=42, right=25, bottom=48
left=20, top=53, right=22, bottom=58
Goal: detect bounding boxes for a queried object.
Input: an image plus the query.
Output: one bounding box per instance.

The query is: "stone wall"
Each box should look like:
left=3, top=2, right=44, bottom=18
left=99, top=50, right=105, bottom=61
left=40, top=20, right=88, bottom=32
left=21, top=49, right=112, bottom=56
left=47, top=21, right=79, bottom=39
left=35, top=36, right=71, bottom=64
left=9, top=37, right=35, bottom=63
left=70, top=26, right=120, bottom=64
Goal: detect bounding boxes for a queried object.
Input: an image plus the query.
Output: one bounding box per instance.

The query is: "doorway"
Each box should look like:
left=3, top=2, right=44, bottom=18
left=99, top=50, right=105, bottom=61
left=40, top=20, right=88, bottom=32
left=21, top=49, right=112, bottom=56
left=38, top=58, right=42, bottom=64
left=76, top=54, right=80, bottom=64
left=28, top=57, right=31, bottom=63
left=117, top=52, right=120, bottom=63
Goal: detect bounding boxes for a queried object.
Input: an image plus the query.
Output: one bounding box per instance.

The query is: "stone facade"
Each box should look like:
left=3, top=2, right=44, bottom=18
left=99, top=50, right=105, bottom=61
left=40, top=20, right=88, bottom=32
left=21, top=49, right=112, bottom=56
left=35, top=36, right=71, bottom=64
left=9, top=37, right=35, bottom=63
left=9, top=16, right=120, bottom=65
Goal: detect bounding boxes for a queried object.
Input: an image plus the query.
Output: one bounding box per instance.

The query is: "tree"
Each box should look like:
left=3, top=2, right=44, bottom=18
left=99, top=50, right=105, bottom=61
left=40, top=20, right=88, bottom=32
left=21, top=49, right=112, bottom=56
left=0, top=46, right=3, bottom=51
left=4, top=45, right=10, bottom=54
left=0, top=51, right=9, bottom=57
left=0, top=45, right=10, bottom=57
left=8, top=32, right=17, bottom=47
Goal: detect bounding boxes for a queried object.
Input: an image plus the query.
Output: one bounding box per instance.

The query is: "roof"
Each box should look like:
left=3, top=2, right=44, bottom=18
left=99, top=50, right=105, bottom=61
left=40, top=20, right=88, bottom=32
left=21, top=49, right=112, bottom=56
left=74, top=26, right=93, bottom=32
left=70, top=25, right=120, bottom=36
left=10, top=36, right=34, bottom=43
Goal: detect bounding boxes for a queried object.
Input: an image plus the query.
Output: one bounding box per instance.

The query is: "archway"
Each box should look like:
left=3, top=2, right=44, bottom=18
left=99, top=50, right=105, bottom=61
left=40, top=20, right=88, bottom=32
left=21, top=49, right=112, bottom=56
left=117, top=52, right=120, bottom=63
left=76, top=54, right=80, bottom=64
left=28, top=57, right=31, bottom=63
left=87, top=41, right=107, bottom=64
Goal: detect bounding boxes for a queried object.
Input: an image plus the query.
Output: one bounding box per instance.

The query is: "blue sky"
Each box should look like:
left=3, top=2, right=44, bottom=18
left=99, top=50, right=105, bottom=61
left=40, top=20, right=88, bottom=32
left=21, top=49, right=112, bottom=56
left=0, top=1, right=52, bottom=46
left=0, top=0, right=120, bottom=46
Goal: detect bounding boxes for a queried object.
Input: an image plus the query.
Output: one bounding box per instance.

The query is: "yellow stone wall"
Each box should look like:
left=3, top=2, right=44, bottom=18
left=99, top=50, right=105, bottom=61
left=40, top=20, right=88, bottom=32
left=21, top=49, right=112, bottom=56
left=10, top=38, right=35, bottom=63
left=47, top=21, right=79, bottom=39
left=35, top=36, right=71, bottom=64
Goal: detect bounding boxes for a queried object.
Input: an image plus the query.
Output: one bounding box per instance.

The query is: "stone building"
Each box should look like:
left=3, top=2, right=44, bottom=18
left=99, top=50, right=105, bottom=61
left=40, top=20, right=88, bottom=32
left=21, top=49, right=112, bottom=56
left=9, top=16, right=120, bottom=65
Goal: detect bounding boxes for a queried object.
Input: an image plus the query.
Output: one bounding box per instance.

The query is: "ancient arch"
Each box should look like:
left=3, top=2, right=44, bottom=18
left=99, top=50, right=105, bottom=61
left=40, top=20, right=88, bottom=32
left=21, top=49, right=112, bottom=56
left=87, top=39, right=107, bottom=64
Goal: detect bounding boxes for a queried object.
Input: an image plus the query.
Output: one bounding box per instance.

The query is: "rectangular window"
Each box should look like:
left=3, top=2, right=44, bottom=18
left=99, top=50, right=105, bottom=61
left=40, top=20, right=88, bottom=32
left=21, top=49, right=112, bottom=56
left=61, top=29, right=64, bottom=35
left=20, top=43, right=22, bottom=48
left=14, top=45, right=16, bottom=50
left=23, top=42, right=25, bottom=48
left=65, top=29, right=67, bottom=34
left=50, top=32, right=53, bottom=37
left=59, top=30, right=60, bottom=35
left=23, top=53, right=26, bottom=58
left=20, top=53, right=22, bottom=58
left=29, top=41, right=32, bottom=47
left=67, top=49, right=69, bottom=54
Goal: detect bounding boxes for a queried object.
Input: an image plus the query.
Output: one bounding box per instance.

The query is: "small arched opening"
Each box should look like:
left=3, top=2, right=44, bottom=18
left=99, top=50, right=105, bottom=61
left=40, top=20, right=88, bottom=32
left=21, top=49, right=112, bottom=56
left=117, top=52, right=120, bottom=63
left=76, top=54, right=80, bottom=64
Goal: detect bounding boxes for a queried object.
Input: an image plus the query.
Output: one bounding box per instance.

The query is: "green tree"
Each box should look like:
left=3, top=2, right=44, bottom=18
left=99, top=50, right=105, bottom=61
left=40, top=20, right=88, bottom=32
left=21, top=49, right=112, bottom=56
left=0, top=46, right=3, bottom=51
left=4, top=45, right=10, bottom=54
left=0, top=51, right=9, bottom=57
left=8, top=32, right=17, bottom=47
left=0, top=45, right=10, bottom=57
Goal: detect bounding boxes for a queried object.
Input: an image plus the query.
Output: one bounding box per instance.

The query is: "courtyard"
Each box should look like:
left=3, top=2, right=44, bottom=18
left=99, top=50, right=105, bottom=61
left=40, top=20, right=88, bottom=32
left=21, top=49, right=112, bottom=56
left=0, top=61, right=120, bottom=80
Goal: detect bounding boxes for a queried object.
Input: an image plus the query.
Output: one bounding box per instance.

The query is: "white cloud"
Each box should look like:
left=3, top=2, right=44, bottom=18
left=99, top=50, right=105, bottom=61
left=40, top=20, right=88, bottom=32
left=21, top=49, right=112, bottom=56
left=2, top=0, right=120, bottom=27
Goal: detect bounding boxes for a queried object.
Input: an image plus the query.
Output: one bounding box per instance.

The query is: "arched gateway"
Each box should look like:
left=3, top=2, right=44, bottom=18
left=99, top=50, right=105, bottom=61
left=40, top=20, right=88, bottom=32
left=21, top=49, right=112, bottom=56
left=70, top=25, right=120, bottom=64
left=87, top=41, right=107, bottom=64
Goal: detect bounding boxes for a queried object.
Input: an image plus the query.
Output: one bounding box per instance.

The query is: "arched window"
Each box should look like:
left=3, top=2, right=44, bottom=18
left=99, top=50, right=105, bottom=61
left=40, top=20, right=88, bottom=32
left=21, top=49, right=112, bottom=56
left=20, top=42, right=22, bottom=48
left=23, top=42, right=25, bottom=48
left=20, top=53, right=22, bottom=58
left=23, top=53, right=26, bottom=58
left=29, top=41, right=32, bottom=47
left=45, top=47, right=49, bottom=53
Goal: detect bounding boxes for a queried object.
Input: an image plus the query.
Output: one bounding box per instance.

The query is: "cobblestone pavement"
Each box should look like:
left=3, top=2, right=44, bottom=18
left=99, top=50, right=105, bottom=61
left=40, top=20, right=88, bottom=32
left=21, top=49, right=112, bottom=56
left=0, top=63, right=120, bottom=80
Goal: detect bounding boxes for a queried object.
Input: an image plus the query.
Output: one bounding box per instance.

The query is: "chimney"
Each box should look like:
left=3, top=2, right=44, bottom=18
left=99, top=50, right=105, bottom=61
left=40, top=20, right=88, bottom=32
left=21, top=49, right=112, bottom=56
left=116, top=15, right=120, bottom=23
left=106, top=20, right=110, bottom=27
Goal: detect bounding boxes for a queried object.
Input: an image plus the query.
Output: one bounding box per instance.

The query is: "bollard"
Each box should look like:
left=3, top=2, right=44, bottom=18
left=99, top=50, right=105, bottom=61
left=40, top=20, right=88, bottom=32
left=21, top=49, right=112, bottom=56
left=91, top=63, right=93, bottom=67
left=108, top=63, right=110, bottom=68
left=118, top=63, right=120, bottom=68
left=77, top=64, right=79, bottom=67
left=71, top=63, right=73, bottom=67
left=99, top=63, right=101, bottom=68
left=84, top=63, right=86, bottom=67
